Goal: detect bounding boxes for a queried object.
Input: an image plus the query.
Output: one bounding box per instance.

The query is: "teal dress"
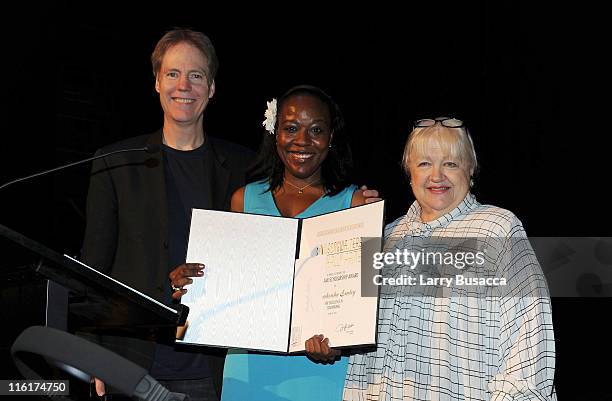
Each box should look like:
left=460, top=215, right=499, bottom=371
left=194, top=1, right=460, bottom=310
left=220, top=180, right=357, bottom=401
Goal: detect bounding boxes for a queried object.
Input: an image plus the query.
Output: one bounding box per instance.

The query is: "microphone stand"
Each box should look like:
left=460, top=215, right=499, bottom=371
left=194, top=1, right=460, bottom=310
left=0, top=145, right=159, bottom=191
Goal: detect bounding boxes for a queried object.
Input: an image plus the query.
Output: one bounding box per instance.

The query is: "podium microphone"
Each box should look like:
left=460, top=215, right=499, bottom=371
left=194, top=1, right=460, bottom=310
left=0, top=144, right=160, bottom=191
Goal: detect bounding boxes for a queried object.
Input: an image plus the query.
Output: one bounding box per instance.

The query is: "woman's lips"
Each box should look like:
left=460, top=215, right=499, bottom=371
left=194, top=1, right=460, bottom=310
left=287, top=152, right=315, bottom=163
left=428, top=186, right=450, bottom=194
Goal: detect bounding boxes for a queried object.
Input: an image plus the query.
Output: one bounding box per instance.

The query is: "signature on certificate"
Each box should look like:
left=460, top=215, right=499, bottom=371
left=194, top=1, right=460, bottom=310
left=336, top=322, right=355, bottom=335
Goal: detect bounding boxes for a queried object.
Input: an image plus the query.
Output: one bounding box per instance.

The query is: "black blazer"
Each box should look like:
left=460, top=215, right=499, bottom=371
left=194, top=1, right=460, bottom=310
left=81, top=130, right=254, bottom=395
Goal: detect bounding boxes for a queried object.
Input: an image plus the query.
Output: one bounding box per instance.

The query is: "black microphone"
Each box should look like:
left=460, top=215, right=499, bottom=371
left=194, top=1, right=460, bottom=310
left=0, top=144, right=160, bottom=191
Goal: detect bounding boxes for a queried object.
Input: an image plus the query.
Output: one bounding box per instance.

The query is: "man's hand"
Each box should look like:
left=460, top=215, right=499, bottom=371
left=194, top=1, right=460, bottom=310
left=169, top=263, right=204, bottom=300
left=360, top=185, right=382, bottom=204
left=92, top=377, right=105, bottom=397
left=305, top=334, right=341, bottom=363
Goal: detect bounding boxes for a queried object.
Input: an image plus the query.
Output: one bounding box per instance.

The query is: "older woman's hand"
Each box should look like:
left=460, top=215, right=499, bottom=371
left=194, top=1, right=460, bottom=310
left=305, top=334, right=341, bottom=363
left=351, top=185, right=382, bottom=207
left=169, top=263, right=204, bottom=300
left=360, top=185, right=382, bottom=203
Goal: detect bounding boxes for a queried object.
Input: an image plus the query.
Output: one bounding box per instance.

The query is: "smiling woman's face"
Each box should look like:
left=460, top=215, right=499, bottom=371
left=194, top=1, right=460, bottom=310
left=276, top=94, right=332, bottom=182
left=407, top=134, right=472, bottom=222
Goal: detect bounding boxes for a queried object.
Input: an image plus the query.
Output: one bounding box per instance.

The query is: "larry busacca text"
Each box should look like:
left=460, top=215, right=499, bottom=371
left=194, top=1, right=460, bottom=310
left=371, top=249, right=507, bottom=287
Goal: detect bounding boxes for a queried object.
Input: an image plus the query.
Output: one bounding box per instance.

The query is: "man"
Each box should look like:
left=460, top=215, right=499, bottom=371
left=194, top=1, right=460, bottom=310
left=82, top=29, right=254, bottom=401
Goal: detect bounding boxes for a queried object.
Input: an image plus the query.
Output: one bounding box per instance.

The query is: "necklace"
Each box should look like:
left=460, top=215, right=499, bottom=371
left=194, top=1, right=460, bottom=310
left=284, top=178, right=321, bottom=194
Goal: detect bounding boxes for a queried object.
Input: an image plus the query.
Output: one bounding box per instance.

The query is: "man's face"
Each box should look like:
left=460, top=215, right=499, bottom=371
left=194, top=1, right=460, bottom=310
left=155, top=42, right=215, bottom=127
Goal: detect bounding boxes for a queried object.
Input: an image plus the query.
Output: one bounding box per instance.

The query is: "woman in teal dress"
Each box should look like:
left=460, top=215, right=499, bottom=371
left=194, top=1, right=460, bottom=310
left=221, top=85, right=377, bottom=401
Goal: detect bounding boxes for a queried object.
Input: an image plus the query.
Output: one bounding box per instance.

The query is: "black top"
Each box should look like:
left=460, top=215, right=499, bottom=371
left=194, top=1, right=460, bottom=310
left=151, top=142, right=211, bottom=380
left=164, top=143, right=209, bottom=282
left=81, top=130, right=255, bottom=395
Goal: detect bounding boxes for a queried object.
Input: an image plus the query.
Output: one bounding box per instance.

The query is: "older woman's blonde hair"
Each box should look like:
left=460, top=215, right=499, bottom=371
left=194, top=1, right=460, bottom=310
left=402, top=123, right=478, bottom=178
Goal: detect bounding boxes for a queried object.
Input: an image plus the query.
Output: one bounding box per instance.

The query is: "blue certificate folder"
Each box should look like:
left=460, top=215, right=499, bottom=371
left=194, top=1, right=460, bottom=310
left=178, top=201, right=384, bottom=353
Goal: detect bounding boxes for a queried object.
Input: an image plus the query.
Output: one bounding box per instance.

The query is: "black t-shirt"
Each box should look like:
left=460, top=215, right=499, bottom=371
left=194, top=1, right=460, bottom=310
left=150, top=142, right=210, bottom=380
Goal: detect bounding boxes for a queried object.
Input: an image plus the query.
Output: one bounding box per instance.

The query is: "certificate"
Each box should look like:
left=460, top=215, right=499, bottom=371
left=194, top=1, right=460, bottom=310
left=178, top=201, right=384, bottom=353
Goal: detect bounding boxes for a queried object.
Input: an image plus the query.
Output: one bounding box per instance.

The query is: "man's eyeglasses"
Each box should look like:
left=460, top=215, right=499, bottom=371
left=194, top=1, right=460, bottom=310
left=414, top=117, right=464, bottom=128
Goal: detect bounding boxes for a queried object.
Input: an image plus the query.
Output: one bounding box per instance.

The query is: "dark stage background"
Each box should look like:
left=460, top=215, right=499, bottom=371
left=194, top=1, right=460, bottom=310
left=0, top=1, right=607, bottom=400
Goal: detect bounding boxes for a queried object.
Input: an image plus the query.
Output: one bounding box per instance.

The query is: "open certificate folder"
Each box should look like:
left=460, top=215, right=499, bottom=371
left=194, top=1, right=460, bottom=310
left=178, top=201, right=384, bottom=353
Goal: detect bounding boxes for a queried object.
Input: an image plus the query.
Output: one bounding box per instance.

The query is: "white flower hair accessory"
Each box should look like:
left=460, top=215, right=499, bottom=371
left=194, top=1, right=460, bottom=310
left=262, top=98, right=277, bottom=135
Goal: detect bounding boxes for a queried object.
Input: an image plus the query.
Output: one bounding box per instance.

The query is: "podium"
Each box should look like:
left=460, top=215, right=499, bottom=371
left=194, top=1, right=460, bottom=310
left=0, top=223, right=187, bottom=341
left=1, top=224, right=190, bottom=400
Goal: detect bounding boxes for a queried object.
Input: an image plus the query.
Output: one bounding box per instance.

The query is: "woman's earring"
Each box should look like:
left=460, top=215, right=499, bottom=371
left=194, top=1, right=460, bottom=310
left=328, top=143, right=332, bottom=149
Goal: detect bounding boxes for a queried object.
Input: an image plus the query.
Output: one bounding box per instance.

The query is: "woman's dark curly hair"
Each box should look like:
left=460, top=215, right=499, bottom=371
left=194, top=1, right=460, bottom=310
left=247, top=85, right=353, bottom=196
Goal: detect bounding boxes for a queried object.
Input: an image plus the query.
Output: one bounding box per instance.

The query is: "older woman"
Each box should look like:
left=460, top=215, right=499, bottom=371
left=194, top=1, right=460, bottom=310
left=342, top=118, right=556, bottom=400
